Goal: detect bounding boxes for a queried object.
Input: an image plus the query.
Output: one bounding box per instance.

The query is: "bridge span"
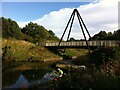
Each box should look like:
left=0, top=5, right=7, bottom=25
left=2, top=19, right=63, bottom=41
left=45, top=40, right=119, bottom=48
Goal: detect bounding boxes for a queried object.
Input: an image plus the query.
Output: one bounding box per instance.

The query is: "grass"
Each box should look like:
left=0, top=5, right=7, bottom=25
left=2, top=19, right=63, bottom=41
left=47, top=60, right=120, bottom=89
left=2, top=38, right=61, bottom=63
left=45, top=47, right=120, bottom=89
left=65, top=48, right=88, bottom=57
left=2, top=38, right=89, bottom=71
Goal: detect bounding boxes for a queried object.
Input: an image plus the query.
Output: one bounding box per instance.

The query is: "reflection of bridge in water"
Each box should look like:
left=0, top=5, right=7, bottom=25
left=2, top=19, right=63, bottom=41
left=45, top=41, right=119, bottom=48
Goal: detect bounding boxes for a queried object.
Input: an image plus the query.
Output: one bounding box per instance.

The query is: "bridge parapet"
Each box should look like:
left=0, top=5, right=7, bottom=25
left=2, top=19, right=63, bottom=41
left=45, top=40, right=119, bottom=47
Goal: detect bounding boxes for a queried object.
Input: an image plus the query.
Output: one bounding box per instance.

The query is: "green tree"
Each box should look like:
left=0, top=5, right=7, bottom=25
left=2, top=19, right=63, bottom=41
left=106, top=32, right=113, bottom=40
left=91, top=31, right=107, bottom=40
left=21, top=22, right=59, bottom=43
left=2, top=17, right=23, bottom=39
left=69, top=37, right=76, bottom=41
left=112, top=29, right=120, bottom=40
left=48, top=30, right=55, bottom=36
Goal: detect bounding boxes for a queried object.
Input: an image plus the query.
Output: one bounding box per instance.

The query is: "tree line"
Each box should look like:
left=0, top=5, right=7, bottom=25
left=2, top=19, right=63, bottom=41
left=69, top=30, right=120, bottom=41
left=1, top=17, right=120, bottom=43
left=1, top=17, right=59, bottom=44
left=90, top=30, right=120, bottom=40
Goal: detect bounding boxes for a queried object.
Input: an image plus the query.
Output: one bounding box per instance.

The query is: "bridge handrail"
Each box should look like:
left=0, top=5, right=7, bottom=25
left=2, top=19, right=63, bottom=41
left=45, top=40, right=120, bottom=47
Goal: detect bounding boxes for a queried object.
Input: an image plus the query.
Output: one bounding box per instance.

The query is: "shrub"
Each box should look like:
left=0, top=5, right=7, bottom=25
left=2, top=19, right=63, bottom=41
left=89, top=47, right=120, bottom=66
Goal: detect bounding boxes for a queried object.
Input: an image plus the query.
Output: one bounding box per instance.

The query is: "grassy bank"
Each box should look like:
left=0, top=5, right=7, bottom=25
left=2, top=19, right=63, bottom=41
left=2, top=39, right=88, bottom=63
left=65, top=48, right=88, bottom=57
left=2, top=38, right=89, bottom=71
left=2, top=38, right=62, bottom=63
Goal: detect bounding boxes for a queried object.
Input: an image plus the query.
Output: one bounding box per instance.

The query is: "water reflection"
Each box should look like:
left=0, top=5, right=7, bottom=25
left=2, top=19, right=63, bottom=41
left=9, top=74, right=29, bottom=88
left=4, top=70, right=59, bottom=88
left=3, top=61, right=58, bottom=88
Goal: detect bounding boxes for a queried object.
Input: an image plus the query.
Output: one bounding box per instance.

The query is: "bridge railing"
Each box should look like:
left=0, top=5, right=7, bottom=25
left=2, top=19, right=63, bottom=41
left=45, top=40, right=119, bottom=47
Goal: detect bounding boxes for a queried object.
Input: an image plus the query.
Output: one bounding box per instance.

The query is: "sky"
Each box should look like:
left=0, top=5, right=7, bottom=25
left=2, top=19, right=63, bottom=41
left=2, top=0, right=119, bottom=40
left=2, top=2, right=89, bottom=21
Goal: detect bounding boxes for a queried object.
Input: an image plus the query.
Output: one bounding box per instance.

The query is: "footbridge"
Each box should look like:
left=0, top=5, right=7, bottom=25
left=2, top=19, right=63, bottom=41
left=44, top=9, right=119, bottom=53
left=45, top=40, right=119, bottom=48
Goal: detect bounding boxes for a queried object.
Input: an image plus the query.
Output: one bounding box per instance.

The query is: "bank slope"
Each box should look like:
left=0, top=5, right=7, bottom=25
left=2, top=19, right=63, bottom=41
left=2, top=38, right=62, bottom=63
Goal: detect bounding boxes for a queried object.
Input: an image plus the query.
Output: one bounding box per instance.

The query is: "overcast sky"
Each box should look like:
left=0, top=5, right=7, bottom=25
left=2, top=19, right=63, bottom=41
left=2, top=0, right=119, bottom=40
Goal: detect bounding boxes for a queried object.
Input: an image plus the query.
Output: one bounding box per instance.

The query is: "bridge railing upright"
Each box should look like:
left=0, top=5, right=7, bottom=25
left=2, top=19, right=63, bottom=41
left=45, top=40, right=119, bottom=47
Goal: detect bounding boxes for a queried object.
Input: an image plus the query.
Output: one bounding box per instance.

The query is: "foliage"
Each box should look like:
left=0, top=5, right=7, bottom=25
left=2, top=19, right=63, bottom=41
left=89, top=47, right=120, bottom=66
left=72, top=47, right=120, bottom=68
left=90, top=31, right=107, bottom=40
left=2, top=17, right=59, bottom=43
left=69, top=37, right=76, bottom=41
left=90, top=29, right=120, bottom=40
left=2, top=39, right=61, bottom=63
left=47, top=47, right=120, bottom=88
left=2, top=17, right=23, bottom=39
left=72, top=55, right=89, bottom=65
left=112, top=30, right=120, bottom=40
left=21, top=22, right=59, bottom=43
left=48, top=67, right=120, bottom=88
left=48, top=30, right=55, bottom=36
left=65, top=49, right=88, bottom=57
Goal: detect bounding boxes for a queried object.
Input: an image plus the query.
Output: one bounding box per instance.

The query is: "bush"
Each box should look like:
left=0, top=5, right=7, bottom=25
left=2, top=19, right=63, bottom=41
left=89, top=47, right=120, bottom=66
left=48, top=68, right=120, bottom=88
left=72, top=55, right=89, bottom=65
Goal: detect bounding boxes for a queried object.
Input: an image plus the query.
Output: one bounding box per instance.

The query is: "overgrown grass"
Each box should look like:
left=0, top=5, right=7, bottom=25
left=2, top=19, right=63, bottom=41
left=47, top=47, right=120, bottom=89
left=51, top=68, right=120, bottom=88
left=65, top=48, right=88, bottom=57
left=2, top=38, right=61, bottom=63
left=73, top=47, right=120, bottom=66
left=47, top=61, right=120, bottom=89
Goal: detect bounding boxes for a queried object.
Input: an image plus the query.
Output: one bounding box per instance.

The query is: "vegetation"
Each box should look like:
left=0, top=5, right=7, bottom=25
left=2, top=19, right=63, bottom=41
left=21, top=22, right=59, bottom=43
left=2, top=17, right=120, bottom=88
left=2, top=17, right=24, bottom=39
left=48, top=47, right=120, bottom=89
left=2, top=38, right=61, bottom=63
left=90, top=30, right=120, bottom=40
left=65, top=48, right=88, bottom=57
left=48, top=66, right=120, bottom=88
left=2, top=17, right=61, bottom=63
left=68, top=30, right=120, bottom=41
left=73, top=47, right=120, bottom=66
left=2, top=17, right=59, bottom=44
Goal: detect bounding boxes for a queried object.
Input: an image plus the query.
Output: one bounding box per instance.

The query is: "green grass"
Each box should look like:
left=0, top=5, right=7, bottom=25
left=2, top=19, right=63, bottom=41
left=2, top=38, right=61, bottom=63
left=47, top=60, right=120, bottom=89
left=65, top=48, right=88, bottom=57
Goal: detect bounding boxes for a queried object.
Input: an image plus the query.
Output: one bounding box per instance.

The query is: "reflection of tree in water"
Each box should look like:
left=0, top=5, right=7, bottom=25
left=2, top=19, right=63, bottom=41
left=2, top=68, right=48, bottom=88
left=9, top=74, right=29, bottom=88
left=22, top=69, right=48, bottom=82
left=2, top=70, right=22, bottom=87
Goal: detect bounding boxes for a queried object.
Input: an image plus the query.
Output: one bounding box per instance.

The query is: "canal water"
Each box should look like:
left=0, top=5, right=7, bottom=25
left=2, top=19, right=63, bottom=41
left=2, top=61, right=59, bottom=88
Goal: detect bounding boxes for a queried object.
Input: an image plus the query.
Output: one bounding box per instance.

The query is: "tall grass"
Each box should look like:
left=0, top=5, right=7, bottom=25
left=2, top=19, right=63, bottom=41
left=2, top=38, right=61, bottom=63
left=47, top=47, right=120, bottom=89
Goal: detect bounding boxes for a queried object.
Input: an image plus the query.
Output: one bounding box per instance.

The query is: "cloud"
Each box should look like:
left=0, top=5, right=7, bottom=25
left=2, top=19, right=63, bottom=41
left=18, top=0, right=119, bottom=40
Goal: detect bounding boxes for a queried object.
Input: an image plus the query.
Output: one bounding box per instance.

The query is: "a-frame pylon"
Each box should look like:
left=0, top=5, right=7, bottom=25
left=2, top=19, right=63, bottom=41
left=58, top=9, right=92, bottom=53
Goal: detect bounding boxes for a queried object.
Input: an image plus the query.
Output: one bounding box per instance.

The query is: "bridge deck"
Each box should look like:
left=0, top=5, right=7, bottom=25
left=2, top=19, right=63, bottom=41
left=45, top=40, right=119, bottom=47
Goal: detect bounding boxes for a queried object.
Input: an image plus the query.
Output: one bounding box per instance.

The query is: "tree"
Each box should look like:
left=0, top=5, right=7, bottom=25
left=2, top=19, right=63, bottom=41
left=69, top=37, right=76, bottom=41
left=90, top=31, right=107, bottom=40
left=2, top=17, right=23, bottom=39
left=113, top=29, right=120, bottom=40
left=21, top=22, right=59, bottom=43
left=2, top=17, right=59, bottom=43
left=48, top=30, right=55, bottom=36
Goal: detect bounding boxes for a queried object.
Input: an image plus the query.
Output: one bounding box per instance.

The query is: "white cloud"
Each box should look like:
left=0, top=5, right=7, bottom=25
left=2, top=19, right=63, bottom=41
left=18, top=0, right=119, bottom=40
